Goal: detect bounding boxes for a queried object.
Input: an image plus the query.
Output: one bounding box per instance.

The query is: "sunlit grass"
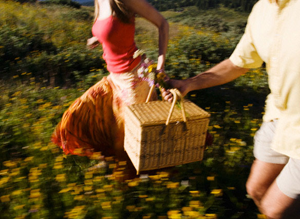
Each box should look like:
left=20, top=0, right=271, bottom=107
left=0, top=2, right=265, bottom=219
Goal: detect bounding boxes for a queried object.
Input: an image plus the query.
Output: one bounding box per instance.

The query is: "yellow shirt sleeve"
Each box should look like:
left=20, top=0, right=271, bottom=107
left=229, top=11, right=264, bottom=69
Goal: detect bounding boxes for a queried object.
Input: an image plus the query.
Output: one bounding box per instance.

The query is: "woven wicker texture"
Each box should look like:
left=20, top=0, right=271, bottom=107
left=124, top=99, right=210, bottom=173
left=126, top=100, right=210, bottom=126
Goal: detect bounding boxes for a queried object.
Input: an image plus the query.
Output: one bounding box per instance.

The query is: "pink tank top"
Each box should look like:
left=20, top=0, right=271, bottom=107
left=92, top=15, right=141, bottom=73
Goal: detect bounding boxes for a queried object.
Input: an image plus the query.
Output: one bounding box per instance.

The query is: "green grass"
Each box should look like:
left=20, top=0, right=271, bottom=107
left=0, top=2, right=267, bottom=218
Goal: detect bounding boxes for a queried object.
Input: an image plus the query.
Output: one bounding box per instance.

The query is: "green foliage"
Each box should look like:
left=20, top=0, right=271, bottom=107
left=12, top=0, right=37, bottom=3
left=0, top=74, right=264, bottom=218
left=39, top=0, right=81, bottom=9
left=0, top=2, right=105, bottom=87
left=148, top=0, right=258, bottom=12
left=168, top=6, right=248, bottom=36
left=0, top=25, right=56, bottom=60
left=176, top=33, right=235, bottom=62
left=59, top=7, right=93, bottom=21
left=0, top=25, right=57, bottom=80
left=0, top=2, right=267, bottom=219
left=164, top=31, right=240, bottom=80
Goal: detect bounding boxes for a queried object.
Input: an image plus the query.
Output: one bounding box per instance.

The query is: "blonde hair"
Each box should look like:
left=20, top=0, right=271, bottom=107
left=94, top=0, right=132, bottom=23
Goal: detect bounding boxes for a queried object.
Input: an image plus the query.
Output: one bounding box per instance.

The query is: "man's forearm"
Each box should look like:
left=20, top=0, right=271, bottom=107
left=184, top=59, right=249, bottom=93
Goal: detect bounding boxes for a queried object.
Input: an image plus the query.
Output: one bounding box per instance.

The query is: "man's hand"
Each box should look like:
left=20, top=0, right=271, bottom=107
left=161, top=79, right=189, bottom=103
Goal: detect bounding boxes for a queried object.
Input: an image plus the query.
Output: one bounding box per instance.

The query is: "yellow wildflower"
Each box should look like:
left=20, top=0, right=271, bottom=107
left=53, top=162, right=64, bottom=169
left=3, top=160, right=17, bottom=168
left=13, top=205, right=25, bottom=210
left=126, top=205, right=135, bottom=212
left=182, top=206, right=192, bottom=212
left=29, top=189, right=41, bottom=199
left=24, top=156, right=34, bottom=162
left=206, top=213, right=217, bottom=219
left=74, top=195, right=84, bottom=200
left=211, top=189, right=223, bottom=196
left=56, top=174, right=66, bottom=182
left=207, top=176, right=215, bottom=181
left=128, top=181, right=139, bottom=187
left=59, top=188, right=72, bottom=193
left=12, top=190, right=23, bottom=196
left=189, top=200, right=201, bottom=208
left=167, top=182, right=179, bottom=189
left=1, top=195, right=10, bottom=202
left=0, top=169, right=9, bottom=176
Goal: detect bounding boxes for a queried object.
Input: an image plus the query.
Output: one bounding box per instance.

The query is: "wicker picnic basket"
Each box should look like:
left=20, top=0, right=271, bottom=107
left=124, top=89, right=210, bottom=174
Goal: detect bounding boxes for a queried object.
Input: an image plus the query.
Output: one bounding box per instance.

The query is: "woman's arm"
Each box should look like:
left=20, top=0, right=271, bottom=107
left=162, top=59, right=249, bottom=102
left=87, top=36, right=100, bottom=50
left=123, top=0, right=169, bottom=71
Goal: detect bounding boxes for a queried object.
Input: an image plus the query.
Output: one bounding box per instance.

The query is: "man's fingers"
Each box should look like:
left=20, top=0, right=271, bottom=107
left=161, top=89, right=174, bottom=103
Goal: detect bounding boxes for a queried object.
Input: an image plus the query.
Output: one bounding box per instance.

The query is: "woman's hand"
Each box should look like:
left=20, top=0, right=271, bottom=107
left=87, top=37, right=100, bottom=50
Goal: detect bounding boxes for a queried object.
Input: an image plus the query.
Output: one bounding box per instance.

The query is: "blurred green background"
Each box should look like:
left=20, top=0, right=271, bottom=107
left=0, top=1, right=269, bottom=218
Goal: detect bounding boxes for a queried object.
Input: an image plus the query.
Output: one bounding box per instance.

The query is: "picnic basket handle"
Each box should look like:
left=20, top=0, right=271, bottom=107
left=165, top=89, right=186, bottom=125
left=145, top=85, right=187, bottom=126
left=145, top=84, right=156, bottom=103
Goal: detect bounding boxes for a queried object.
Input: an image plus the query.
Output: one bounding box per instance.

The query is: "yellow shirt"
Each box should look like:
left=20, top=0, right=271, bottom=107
left=229, top=0, right=300, bottom=159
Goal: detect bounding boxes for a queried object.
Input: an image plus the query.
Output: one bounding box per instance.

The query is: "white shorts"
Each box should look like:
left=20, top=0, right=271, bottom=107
left=253, top=120, right=289, bottom=164
left=254, top=120, right=300, bottom=199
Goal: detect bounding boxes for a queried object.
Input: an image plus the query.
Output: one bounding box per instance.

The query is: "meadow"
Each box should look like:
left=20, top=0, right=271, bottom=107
left=0, top=2, right=269, bottom=218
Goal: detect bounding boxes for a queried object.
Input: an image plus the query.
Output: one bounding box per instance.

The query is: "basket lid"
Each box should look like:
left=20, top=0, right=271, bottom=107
left=126, top=100, right=210, bottom=126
